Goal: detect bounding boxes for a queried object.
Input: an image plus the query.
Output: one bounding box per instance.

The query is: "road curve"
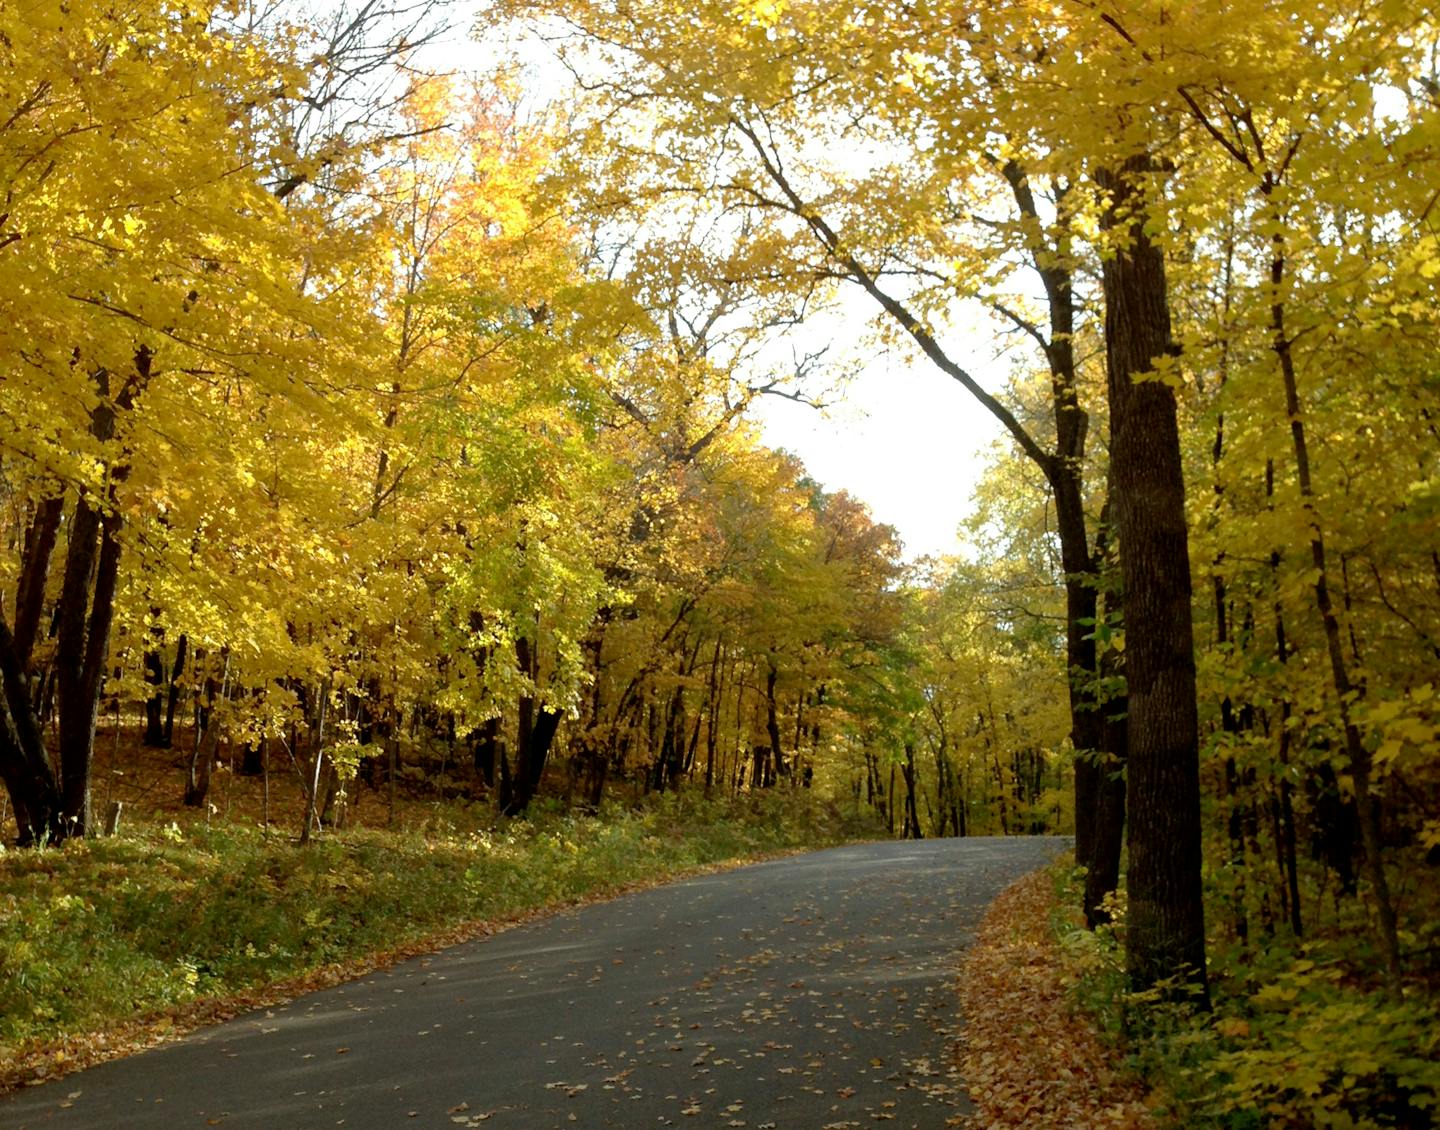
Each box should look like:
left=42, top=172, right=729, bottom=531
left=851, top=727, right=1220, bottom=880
left=4, top=836, right=1065, bottom=1130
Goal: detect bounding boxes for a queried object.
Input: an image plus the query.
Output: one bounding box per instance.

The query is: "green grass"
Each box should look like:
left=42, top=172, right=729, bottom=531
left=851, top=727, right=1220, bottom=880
left=0, top=790, right=878, bottom=1073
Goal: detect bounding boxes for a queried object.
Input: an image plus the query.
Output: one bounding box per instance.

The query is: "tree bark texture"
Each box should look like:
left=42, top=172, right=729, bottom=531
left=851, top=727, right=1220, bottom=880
left=1098, top=155, right=1208, bottom=1000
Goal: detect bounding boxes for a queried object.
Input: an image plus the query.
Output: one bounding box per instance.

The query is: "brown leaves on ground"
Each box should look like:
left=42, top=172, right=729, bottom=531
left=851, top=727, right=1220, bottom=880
left=953, top=869, right=1154, bottom=1130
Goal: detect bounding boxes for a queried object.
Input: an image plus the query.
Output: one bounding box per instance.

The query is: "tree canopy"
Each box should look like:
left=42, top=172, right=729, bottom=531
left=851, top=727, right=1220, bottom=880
left=3, top=0, right=1438, bottom=1120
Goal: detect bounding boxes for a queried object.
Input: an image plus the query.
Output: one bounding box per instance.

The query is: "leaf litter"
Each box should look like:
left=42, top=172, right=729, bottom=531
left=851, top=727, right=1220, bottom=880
left=952, top=869, right=1154, bottom=1129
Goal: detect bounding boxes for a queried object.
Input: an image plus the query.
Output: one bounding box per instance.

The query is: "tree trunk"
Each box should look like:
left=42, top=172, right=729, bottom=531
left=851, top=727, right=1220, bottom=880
left=472, top=716, right=499, bottom=789
left=992, top=750, right=1009, bottom=835
left=13, top=497, right=63, bottom=667
left=508, top=636, right=539, bottom=815
left=887, top=763, right=897, bottom=836
left=521, top=707, right=562, bottom=809
left=55, top=493, right=124, bottom=838
left=505, top=634, right=562, bottom=816
left=1001, top=162, right=1123, bottom=918
left=0, top=496, right=64, bottom=843
left=49, top=356, right=148, bottom=840
left=1087, top=549, right=1128, bottom=924
left=163, top=635, right=187, bottom=748
left=1098, top=154, right=1208, bottom=1001
left=902, top=743, right=923, bottom=839
left=0, top=616, right=62, bottom=845
left=1264, top=205, right=1402, bottom=990
left=704, top=640, right=723, bottom=795
left=184, top=651, right=229, bottom=807
left=143, top=647, right=167, bottom=747
left=299, top=677, right=330, bottom=845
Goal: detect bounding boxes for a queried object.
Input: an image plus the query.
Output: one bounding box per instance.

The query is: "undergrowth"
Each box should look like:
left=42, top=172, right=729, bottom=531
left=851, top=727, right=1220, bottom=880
left=1050, top=864, right=1440, bottom=1129
left=0, top=789, right=876, bottom=1079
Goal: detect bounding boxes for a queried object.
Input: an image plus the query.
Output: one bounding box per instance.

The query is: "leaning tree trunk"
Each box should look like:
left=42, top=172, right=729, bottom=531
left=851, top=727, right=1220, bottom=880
left=1001, top=161, right=1124, bottom=922
left=0, top=495, right=68, bottom=842
left=0, top=617, right=62, bottom=845
left=1098, top=154, right=1208, bottom=1002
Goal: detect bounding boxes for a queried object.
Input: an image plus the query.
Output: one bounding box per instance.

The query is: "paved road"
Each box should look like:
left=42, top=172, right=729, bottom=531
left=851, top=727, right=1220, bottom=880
left=3, top=837, right=1064, bottom=1130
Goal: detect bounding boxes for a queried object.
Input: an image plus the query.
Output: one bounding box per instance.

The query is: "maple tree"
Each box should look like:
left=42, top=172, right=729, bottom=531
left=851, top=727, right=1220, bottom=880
left=3, top=5, right=1438, bottom=1119
left=476, top=0, right=1210, bottom=990
left=482, top=0, right=1440, bottom=1000
left=0, top=0, right=357, bottom=841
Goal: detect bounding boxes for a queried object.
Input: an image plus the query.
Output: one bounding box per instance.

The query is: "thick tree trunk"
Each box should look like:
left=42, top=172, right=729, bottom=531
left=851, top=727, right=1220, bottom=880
left=0, top=494, right=66, bottom=844
left=584, top=739, right=609, bottom=811
left=1098, top=155, right=1208, bottom=1001
left=55, top=494, right=124, bottom=837
left=46, top=356, right=147, bottom=840
left=522, top=708, right=562, bottom=807
left=472, top=716, right=499, bottom=788
left=143, top=648, right=166, bottom=747
left=13, top=497, right=64, bottom=667
left=0, top=617, right=62, bottom=845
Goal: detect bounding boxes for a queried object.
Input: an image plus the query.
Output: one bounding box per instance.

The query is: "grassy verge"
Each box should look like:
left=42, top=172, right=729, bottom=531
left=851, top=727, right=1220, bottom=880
left=1, top=790, right=878, bottom=1090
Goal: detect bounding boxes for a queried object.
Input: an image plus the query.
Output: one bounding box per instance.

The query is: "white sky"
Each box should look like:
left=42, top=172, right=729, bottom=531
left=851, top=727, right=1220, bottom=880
left=751, top=332, right=1007, bottom=562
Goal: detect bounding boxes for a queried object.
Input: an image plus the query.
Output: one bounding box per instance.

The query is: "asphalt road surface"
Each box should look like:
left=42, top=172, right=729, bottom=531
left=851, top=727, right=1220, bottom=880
left=3, top=837, right=1065, bottom=1130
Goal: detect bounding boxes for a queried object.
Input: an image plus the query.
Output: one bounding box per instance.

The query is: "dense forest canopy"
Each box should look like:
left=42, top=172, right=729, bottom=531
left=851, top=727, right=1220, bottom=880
left=1, top=0, right=1074, bottom=847
left=1, top=0, right=1438, bottom=1118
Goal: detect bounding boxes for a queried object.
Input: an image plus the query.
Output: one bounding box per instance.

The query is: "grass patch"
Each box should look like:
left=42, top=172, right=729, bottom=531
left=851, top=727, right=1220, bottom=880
left=0, top=789, right=878, bottom=1088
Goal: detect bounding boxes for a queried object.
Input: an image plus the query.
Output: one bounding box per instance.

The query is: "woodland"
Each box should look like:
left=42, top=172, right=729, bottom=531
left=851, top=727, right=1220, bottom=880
left=0, top=0, right=1438, bottom=1124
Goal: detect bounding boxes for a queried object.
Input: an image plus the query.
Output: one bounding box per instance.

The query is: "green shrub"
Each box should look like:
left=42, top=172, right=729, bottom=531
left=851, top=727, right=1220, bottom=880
left=1210, top=962, right=1440, bottom=1129
left=1050, top=861, right=1439, bottom=1130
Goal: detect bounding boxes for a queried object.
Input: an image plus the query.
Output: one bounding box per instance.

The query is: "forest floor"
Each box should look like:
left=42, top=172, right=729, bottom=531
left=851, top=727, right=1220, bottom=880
left=955, top=867, right=1156, bottom=1129
left=958, top=859, right=1440, bottom=1130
